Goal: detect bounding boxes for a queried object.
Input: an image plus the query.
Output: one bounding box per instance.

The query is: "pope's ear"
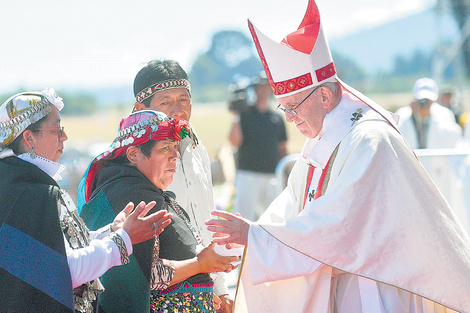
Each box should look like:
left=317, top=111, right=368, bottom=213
left=126, top=146, right=140, bottom=165
left=319, top=87, right=334, bottom=109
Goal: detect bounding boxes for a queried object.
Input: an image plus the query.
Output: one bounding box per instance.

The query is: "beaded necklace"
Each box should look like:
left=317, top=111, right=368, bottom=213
left=164, top=194, right=202, bottom=245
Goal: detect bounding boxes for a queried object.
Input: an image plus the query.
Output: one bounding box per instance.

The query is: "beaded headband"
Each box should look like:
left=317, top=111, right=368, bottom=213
left=0, top=88, right=64, bottom=151
left=112, top=112, right=170, bottom=149
left=84, top=110, right=191, bottom=202
left=95, top=110, right=191, bottom=162
left=135, top=79, right=191, bottom=103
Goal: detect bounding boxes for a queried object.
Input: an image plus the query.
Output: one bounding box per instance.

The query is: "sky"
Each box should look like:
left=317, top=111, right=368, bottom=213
left=0, top=0, right=436, bottom=94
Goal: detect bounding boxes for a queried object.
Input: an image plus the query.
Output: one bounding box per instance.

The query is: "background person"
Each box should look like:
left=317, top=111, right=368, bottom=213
left=206, top=1, right=470, bottom=312
left=132, top=59, right=234, bottom=312
left=228, top=72, right=288, bottom=221
left=0, top=89, right=171, bottom=313
left=395, top=77, right=461, bottom=149
left=395, top=78, right=464, bottom=220
left=439, top=85, right=461, bottom=125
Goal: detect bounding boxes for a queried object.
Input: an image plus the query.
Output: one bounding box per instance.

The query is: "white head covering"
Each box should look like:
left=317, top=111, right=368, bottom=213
left=413, top=77, right=439, bottom=101
left=0, top=88, right=64, bottom=151
left=248, top=0, right=336, bottom=99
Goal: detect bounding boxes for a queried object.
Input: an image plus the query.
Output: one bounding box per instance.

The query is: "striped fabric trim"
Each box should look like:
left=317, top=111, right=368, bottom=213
left=0, top=223, right=74, bottom=310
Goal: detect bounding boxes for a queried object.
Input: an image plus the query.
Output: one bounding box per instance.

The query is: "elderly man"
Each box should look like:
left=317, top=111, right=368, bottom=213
left=132, top=59, right=234, bottom=312
left=206, top=1, right=470, bottom=312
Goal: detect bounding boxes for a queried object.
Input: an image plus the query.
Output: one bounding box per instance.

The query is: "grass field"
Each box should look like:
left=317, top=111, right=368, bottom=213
left=59, top=91, right=466, bottom=205
left=61, top=92, right=414, bottom=160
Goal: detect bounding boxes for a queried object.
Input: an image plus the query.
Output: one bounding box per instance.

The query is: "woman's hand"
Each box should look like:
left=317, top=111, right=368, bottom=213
left=114, top=201, right=173, bottom=244
left=196, top=242, right=239, bottom=273
left=217, top=294, right=234, bottom=313
left=213, top=294, right=221, bottom=311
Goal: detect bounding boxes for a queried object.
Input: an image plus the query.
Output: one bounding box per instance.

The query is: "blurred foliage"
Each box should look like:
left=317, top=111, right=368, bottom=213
left=450, top=0, right=470, bottom=77
left=0, top=89, right=98, bottom=116
left=364, top=48, right=463, bottom=94
left=189, top=30, right=263, bottom=103
left=331, top=50, right=368, bottom=90
left=4, top=25, right=468, bottom=112
left=59, top=91, right=99, bottom=115
left=188, top=29, right=458, bottom=103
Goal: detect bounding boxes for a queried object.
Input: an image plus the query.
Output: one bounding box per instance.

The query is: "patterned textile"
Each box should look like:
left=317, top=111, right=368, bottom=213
left=150, top=281, right=215, bottom=313
left=109, top=231, right=130, bottom=265
left=59, top=189, right=104, bottom=313
left=136, top=79, right=191, bottom=103
left=150, top=236, right=175, bottom=290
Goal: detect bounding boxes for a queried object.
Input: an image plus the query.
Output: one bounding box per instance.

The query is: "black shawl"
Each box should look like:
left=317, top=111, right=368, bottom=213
left=80, top=163, right=210, bottom=313
left=0, top=156, right=74, bottom=312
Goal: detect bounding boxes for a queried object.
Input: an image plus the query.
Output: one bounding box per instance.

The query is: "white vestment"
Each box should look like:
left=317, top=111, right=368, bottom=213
left=234, top=90, right=470, bottom=313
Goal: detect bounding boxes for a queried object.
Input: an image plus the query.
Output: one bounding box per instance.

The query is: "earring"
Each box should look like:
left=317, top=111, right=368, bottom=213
left=30, top=146, right=36, bottom=159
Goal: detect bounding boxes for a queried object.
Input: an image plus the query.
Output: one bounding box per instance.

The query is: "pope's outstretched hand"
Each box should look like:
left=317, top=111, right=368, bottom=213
left=206, top=210, right=251, bottom=246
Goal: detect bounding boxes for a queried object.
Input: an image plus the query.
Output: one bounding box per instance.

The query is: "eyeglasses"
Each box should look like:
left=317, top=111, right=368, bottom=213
left=37, top=126, right=65, bottom=137
left=277, top=86, right=320, bottom=116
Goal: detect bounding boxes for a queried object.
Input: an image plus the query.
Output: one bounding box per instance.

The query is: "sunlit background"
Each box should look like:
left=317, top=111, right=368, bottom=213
left=2, top=0, right=469, bottom=211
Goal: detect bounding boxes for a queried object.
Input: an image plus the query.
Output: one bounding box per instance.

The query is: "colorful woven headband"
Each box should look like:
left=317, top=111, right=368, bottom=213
left=0, top=88, right=64, bottom=151
left=135, top=79, right=191, bottom=103
left=83, top=110, right=191, bottom=202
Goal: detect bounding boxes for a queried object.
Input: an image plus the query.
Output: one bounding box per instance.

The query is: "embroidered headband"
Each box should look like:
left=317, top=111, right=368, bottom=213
left=0, top=88, right=64, bottom=151
left=83, top=110, right=192, bottom=201
left=135, top=79, right=191, bottom=103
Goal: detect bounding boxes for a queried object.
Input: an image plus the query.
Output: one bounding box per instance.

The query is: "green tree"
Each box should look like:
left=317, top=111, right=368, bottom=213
left=59, top=91, right=98, bottom=115
left=0, top=89, right=98, bottom=115
left=450, top=0, right=470, bottom=77
left=189, top=30, right=263, bottom=102
left=331, top=50, right=367, bottom=86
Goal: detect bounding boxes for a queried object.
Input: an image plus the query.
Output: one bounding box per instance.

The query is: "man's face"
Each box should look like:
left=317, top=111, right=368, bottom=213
left=412, top=98, right=432, bottom=118
left=255, top=82, right=273, bottom=101
left=278, top=87, right=328, bottom=138
left=147, top=87, right=192, bottom=121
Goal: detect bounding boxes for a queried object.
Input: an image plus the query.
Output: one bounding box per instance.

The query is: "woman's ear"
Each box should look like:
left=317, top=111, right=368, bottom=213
left=22, top=130, right=35, bottom=149
left=126, top=146, right=140, bottom=165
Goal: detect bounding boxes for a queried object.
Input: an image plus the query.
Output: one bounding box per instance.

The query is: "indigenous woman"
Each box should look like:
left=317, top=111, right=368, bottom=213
left=0, top=89, right=171, bottom=313
left=80, top=110, right=237, bottom=313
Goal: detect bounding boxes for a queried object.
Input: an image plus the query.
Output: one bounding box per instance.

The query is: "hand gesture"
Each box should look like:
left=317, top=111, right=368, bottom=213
left=217, top=294, right=234, bottom=313
left=114, top=201, right=173, bottom=244
left=205, top=210, right=250, bottom=246
left=196, top=242, right=239, bottom=273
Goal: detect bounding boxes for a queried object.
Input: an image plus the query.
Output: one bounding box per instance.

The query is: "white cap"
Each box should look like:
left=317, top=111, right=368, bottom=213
left=413, top=78, right=438, bottom=101
left=248, top=0, right=337, bottom=99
